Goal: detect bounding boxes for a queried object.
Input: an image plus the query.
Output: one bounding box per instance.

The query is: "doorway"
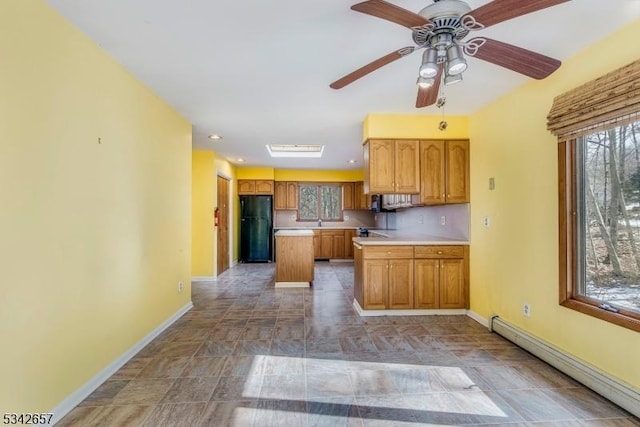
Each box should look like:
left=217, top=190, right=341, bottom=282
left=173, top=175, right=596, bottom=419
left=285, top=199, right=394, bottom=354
left=217, top=175, right=230, bottom=275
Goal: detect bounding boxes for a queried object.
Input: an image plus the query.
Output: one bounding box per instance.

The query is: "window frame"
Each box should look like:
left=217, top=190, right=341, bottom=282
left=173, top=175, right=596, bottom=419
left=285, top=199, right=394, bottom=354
left=297, top=182, right=343, bottom=222
left=559, top=138, right=640, bottom=332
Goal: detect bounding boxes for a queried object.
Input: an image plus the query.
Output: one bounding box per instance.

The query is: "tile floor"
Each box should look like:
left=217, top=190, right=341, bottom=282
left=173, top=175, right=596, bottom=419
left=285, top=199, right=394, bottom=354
left=59, top=262, right=639, bottom=426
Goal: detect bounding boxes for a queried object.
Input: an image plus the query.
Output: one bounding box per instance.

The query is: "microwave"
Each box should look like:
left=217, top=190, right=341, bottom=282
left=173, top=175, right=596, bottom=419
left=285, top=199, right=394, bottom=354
left=370, top=195, right=396, bottom=213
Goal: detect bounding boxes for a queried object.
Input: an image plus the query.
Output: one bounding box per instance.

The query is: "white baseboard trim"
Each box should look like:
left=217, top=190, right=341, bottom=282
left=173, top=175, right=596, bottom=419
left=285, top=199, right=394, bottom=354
left=490, top=316, right=640, bottom=418
left=191, top=276, right=217, bottom=282
left=50, top=301, right=193, bottom=425
left=352, top=299, right=466, bottom=317
left=466, top=310, right=489, bottom=328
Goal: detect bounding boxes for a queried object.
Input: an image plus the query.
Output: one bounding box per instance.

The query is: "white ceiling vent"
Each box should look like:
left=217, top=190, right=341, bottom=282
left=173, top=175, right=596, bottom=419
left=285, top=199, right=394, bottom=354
left=266, top=144, right=324, bottom=158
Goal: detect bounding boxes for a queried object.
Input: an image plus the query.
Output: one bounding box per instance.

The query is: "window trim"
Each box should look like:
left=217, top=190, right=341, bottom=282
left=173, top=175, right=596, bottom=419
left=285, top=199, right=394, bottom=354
left=559, top=139, right=640, bottom=332
left=297, top=182, right=344, bottom=222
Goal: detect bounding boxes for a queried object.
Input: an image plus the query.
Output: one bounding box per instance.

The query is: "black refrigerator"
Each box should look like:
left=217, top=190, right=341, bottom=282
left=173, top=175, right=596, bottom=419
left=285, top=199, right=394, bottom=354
left=240, top=195, right=273, bottom=262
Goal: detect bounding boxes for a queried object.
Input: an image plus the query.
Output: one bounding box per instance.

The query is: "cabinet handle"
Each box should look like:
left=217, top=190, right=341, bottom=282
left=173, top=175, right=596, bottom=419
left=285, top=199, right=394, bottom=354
left=437, top=251, right=443, bottom=254
left=442, top=193, right=445, bottom=198
left=387, top=251, right=391, bottom=255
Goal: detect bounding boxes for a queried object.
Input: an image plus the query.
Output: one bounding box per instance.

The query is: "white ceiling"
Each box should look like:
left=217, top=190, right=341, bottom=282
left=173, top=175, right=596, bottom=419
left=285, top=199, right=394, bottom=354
left=47, top=0, right=640, bottom=170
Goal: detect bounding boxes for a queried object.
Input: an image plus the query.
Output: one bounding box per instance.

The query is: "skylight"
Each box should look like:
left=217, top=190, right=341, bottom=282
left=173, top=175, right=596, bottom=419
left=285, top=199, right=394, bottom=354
left=266, top=144, right=324, bottom=158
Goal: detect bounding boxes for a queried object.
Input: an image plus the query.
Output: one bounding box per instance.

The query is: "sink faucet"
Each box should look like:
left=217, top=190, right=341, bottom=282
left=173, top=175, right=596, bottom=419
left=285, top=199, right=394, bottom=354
left=318, top=219, right=322, bottom=227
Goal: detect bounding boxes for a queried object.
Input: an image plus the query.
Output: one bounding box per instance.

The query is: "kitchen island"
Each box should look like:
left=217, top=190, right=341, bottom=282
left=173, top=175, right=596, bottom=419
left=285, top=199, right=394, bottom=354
left=352, top=232, right=469, bottom=316
left=274, top=229, right=314, bottom=287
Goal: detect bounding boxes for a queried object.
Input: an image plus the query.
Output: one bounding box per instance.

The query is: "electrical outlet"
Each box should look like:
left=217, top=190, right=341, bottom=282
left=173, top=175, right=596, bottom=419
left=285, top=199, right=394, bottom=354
left=178, top=282, right=184, bottom=293
left=483, top=216, right=491, bottom=228
left=523, top=303, right=531, bottom=317
left=440, top=216, right=446, bottom=225
left=344, top=215, right=349, bottom=221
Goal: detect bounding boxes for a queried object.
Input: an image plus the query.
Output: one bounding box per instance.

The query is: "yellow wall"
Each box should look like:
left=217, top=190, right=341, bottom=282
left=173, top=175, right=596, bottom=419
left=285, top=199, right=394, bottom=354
left=364, top=114, right=469, bottom=140
left=192, top=151, right=237, bottom=277
left=0, top=1, right=192, bottom=412
left=469, top=18, right=640, bottom=387
left=236, top=167, right=275, bottom=180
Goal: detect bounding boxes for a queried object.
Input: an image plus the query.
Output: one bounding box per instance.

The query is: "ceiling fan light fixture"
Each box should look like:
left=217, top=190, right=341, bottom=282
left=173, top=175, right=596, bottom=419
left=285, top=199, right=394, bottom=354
left=416, top=76, right=435, bottom=89
left=446, top=45, right=467, bottom=75
left=419, top=48, right=438, bottom=78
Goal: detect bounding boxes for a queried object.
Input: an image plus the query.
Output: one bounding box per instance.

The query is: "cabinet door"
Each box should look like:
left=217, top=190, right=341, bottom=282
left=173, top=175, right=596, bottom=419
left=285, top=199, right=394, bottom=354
left=313, top=231, right=321, bottom=259
left=238, top=180, right=256, bottom=195
left=363, top=260, right=388, bottom=309
left=342, top=182, right=355, bottom=210
left=320, top=234, right=333, bottom=259
left=344, top=229, right=356, bottom=258
left=388, top=259, right=414, bottom=309
left=255, top=180, right=274, bottom=195
left=419, top=140, right=446, bottom=205
left=286, top=182, right=298, bottom=209
left=333, top=233, right=345, bottom=259
left=439, top=258, right=465, bottom=309
left=274, top=182, right=287, bottom=210
left=354, top=244, right=364, bottom=307
left=446, top=140, right=470, bottom=204
left=367, top=140, right=395, bottom=194
left=394, top=140, right=420, bottom=194
left=414, top=259, right=439, bottom=309
left=354, top=181, right=368, bottom=210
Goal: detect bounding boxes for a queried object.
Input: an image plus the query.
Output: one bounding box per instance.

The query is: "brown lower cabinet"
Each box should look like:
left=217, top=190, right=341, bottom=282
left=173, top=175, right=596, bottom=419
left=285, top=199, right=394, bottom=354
left=354, top=243, right=468, bottom=310
left=313, top=229, right=356, bottom=260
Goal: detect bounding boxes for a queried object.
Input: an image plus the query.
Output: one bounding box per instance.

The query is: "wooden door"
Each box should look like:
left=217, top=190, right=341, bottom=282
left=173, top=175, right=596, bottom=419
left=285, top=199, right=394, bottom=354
left=342, top=182, right=355, bottom=210
left=354, top=181, right=368, bottom=209
left=286, top=182, right=298, bottom=209
left=255, top=180, right=274, bottom=195
left=439, top=258, right=465, bottom=308
left=217, top=176, right=230, bottom=275
left=333, top=233, right=345, bottom=259
left=363, top=259, right=388, bottom=309
left=388, top=259, right=414, bottom=309
left=344, top=229, right=356, bottom=258
left=320, top=233, right=333, bottom=259
left=313, top=230, right=321, bottom=259
left=237, top=179, right=255, bottom=195
left=367, top=139, right=395, bottom=194
left=394, top=140, right=420, bottom=193
left=446, top=140, right=470, bottom=204
left=414, top=259, right=439, bottom=308
left=274, top=181, right=287, bottom=210
left=420, top=140, right=446, bottom=205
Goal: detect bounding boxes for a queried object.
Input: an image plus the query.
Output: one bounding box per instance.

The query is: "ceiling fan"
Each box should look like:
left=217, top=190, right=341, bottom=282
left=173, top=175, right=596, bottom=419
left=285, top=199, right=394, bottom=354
left=330, top=0, right=568, bottom=107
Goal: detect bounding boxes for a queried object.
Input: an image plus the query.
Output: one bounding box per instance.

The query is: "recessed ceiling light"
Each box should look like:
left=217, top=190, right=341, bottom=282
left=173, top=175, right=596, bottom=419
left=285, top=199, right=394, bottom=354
left=266, top=144, right=324, bottom=158
left=348, top=159, right=357, bottom=164
left=208, top=134, right=222, bottom=140
left=237, top=158, right=245, bottom=163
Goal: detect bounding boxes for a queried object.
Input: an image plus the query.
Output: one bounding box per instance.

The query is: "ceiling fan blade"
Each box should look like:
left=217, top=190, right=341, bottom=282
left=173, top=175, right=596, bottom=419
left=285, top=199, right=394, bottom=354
left=464, top=0, right=570, bottom=29
left=330, top=47, right=415, bottom=89
left=416, top=65, right=442, bottom=108
left=351, top=0, right=430, bottom=29
left=469, top=37, right=561, bottom=79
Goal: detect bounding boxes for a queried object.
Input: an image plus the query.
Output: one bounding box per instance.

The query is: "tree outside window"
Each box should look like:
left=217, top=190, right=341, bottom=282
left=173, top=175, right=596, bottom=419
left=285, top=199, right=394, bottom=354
left=298, top=183, right=342, bottom=221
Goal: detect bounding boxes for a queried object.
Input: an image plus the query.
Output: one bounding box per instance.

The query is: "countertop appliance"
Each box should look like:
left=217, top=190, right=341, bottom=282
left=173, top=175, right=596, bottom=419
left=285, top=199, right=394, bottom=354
left=240, top=195, right=273, bottom=262
left=371, top=194, right=396, bottom=213
left=358, top=227, right=369, bottom=237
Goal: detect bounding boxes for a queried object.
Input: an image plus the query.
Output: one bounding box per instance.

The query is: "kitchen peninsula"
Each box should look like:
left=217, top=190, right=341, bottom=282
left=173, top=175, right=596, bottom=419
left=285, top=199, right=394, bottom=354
left=353, top=231, right=469, bottom=315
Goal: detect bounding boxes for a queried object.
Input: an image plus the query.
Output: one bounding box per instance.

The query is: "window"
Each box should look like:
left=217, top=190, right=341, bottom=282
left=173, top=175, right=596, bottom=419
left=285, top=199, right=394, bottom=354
left=551, top=59, right=640, bottom=332
left=561, top=124, right=640, bottom=331
left=298, top=183, right=342, bottom=221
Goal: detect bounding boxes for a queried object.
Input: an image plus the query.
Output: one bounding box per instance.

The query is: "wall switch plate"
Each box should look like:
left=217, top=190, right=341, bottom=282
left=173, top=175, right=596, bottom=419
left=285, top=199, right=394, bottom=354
left=483, top=216, right=491, bottom=228
left=523, top=303, right=531, bottom=317
left=440, top=216, right=446, bottom=225
left=178, top=282, right=184, bottom=293
left=489, top=177, right=495, bottom=190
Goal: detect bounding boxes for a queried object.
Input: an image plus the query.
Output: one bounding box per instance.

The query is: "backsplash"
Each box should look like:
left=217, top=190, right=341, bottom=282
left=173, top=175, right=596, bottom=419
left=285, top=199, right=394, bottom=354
left=274, top=210, right=376, bottom=228
left=374, top=204, right=470, bottom=240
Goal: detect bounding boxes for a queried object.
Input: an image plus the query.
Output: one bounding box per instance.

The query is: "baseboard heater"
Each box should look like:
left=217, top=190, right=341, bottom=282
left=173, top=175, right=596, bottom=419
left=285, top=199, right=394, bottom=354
left=489, top=315, right=640, bottom=418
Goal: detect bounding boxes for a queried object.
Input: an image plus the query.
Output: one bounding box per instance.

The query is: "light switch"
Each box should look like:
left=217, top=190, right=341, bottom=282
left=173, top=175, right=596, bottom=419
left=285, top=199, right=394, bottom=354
left=489, top=177, right=495, bottom=190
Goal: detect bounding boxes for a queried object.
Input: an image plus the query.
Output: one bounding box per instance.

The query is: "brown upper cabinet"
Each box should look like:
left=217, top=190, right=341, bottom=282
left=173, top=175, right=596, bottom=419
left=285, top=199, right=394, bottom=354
left=354, top=181, right=369, bottom=210
left=419, top=139, right=469, bottom=205
left=342, top=182, right=355, bottom=210
left=364, top=139, right=420, bottom=194
left=238, top=179, right=274, bottom=195
left=274, top=181, right=298, bottom=210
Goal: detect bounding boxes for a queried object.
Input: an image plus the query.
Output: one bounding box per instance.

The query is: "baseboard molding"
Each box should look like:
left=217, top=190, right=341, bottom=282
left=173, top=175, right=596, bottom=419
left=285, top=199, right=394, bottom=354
left=490, top=316, right=640, bottom=418
left=191, top=276, right=217, bottom=282
left=352, top=299, right=466, bottom=317
left=465, top=310, right=490, bottom=328
left=50, top=301, right=193, bottom=425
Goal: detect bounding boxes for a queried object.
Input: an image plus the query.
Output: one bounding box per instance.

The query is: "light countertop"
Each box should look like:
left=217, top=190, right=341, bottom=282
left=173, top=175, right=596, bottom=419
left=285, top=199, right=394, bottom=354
left=353, top=230, right=468, bottom=245
left=274, top=229, right=315, bottom=236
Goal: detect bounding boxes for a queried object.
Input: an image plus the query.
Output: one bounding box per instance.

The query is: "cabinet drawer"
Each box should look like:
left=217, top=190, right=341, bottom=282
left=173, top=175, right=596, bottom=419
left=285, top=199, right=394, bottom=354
left=363, top=245, right=414, bottom=259
left=321, top=230, right=345, bottom=237
left=414, top=245, right=464, bottom=258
